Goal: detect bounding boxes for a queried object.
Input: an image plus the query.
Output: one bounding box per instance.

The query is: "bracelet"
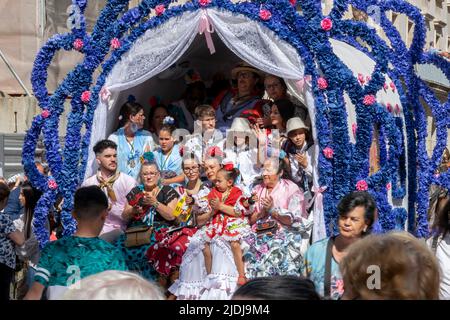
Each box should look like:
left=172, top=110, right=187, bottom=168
left=154, top=201, right=160, bottom=209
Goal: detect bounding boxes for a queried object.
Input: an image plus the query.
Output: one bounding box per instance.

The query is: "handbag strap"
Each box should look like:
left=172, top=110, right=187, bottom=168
left=431, top=235, right=439, bottom=255
left=324, top=236, right=335, bottom=298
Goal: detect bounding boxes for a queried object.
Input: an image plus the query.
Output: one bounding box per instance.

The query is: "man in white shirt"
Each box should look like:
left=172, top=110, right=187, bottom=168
left=82, top=139, right=136, bottom=243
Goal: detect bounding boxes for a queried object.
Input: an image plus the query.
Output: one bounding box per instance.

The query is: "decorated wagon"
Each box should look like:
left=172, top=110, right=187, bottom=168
left=23, top=0, right=449, bottom=258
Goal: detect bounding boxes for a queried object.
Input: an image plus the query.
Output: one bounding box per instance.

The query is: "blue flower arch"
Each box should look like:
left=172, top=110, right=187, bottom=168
left=23, top=0, right=450, bottom=248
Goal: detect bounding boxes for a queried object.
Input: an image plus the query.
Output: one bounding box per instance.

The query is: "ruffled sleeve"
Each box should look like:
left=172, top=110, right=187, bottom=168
left=192, top=185, right=211, bottom=215
left=275, top=189, right=312, bottom=233
left=159, top=186, right=179, bottom=205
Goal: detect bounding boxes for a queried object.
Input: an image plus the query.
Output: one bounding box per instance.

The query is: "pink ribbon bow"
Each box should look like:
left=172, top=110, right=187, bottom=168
left=308, top=186, right=327, bottom=212
left=295, top=75, right=312, bottom=91
left=100, top=86, right=111, bottom=102
left=198, top=10, right=216, bottom=55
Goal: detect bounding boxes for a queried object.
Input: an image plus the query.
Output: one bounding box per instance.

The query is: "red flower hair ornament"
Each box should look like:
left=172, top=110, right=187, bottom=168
left=223, top=163, right=234, bottom=171
left=206, top=146, right=224, bottom=158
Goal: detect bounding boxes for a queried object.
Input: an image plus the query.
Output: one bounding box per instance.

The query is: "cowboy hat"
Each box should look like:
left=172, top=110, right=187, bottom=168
left=286, top=117, right=309, bottom=134
left=231, top=62, right=265, bottom=80
left=229, top=117, right=252, bottom=133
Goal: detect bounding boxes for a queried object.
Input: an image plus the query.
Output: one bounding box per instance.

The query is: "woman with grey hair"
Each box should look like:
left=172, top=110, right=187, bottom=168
left=115, top=156, right=179, bottom=282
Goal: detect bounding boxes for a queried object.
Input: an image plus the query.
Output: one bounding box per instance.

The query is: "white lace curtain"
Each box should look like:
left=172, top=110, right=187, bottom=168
left=87, top=7, right=310, bottom=180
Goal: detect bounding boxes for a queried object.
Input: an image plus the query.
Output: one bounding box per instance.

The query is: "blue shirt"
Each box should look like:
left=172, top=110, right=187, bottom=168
left=303, top=237, right=344, bottom=300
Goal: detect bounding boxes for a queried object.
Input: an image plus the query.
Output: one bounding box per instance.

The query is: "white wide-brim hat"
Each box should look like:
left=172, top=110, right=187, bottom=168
left=231, top=62, right=265, bottom=80
left=286, top=117, right=309, bottom=134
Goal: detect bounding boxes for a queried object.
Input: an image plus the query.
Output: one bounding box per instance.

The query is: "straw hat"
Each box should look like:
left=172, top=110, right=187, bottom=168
left=229, top=117, right=252, bottom=133
left=231, top=62, right=265, bottom=80
left=286, top=117, right=309, bottom=134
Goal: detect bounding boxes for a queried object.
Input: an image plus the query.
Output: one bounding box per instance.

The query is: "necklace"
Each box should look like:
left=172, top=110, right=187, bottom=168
left=221, top=187, right=232, bottom=203
left=160, top=147, right=173, bottom=171
left=126, top=136, right=136, bottom=168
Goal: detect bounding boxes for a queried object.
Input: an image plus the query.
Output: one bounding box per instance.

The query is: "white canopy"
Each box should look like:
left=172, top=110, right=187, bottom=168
left=87, top=7, right=406, bottom=240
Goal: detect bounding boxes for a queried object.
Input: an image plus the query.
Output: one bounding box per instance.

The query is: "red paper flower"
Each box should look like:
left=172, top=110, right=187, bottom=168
left=81, top=91, right=91, bottom=103
left=356, top=180, right=368, bottom=191
left=259, top=9, right=272, bottom=21
left=110, top=38, right=121, bottom=49
left=199, top=0, right=211, bottom=6
left=155, top=4, right=165, bottom=16
left=48, top=180, right=58, bottom=190
left=179, top=146, right=185, bottom=157
left=317, top=77, right=328, bottom=90
left=363, top=94, right=376, bottom=106
left=289, top=0, right=297, bottom=5
left=323, top=147, right=334, bottom=159
left=73, top=38, right=84, bottom=51
left=41, top=110, right=50, bottom=119
left=320, top=17, right=333, bottom=31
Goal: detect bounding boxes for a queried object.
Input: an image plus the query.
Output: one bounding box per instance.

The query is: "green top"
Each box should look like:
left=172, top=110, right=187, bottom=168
left=34, top=236, right=127, bottom=288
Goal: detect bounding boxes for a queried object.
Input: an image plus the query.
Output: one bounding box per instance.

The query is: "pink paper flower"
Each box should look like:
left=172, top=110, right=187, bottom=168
left=386, top=103, right=392, bottom=112
left=73, top=38, right=84, bottom=51
left=317, top=77, right=328, bottom=90
left=81, top=90, right=91, bottom=103
left=41, top=110, right=50, bottom=119
left=335, top=279, right=345, bottom=294
left=48, top=180, right=58, bottom=190
left=363, top=94, right=376, bottom=106
left=386, top=182, right=391, bottom=190
left=390, top=82, right=396, bottom=91
left=110, top=38, right=121, bottom=49
left=366, top=75, right=371, bottom=82
left=320, top=17, right=333, bottom=31
left=259, top=9, right=272, bottom=21
left=323, top=147, right=334, bottom=159
left=383, top=83, right=388, bottom=90
left=356, top=180, right=368, bottom=191
left=155, top=4, right=165, bottom=16
left=357, top=73, right=365, bottom=85
left=352, top=123, right=358, bottom=137
left=199, top=0, right=211, bottom=6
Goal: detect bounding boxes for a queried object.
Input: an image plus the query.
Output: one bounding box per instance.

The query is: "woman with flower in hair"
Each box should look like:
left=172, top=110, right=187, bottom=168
left=169, top=146, right=224, bottom=300
left=146, top=152, right=209, bottom=292
left=108, top=97, right=156, bottom=179
left=242, top=158, right=311, bottom=281
left=115, top=153, right=180, bottom=281
left=147, top=99, right=171, bottom=143
left=152, top=116, right=184, bottom=188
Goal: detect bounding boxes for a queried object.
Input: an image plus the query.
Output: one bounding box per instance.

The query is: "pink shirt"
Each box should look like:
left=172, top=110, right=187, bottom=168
left=82, top=173, right=136, bottom=234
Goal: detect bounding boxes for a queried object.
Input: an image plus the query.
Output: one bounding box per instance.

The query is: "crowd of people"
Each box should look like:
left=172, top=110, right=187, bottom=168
left=1, top=62, right=449, bottom=301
